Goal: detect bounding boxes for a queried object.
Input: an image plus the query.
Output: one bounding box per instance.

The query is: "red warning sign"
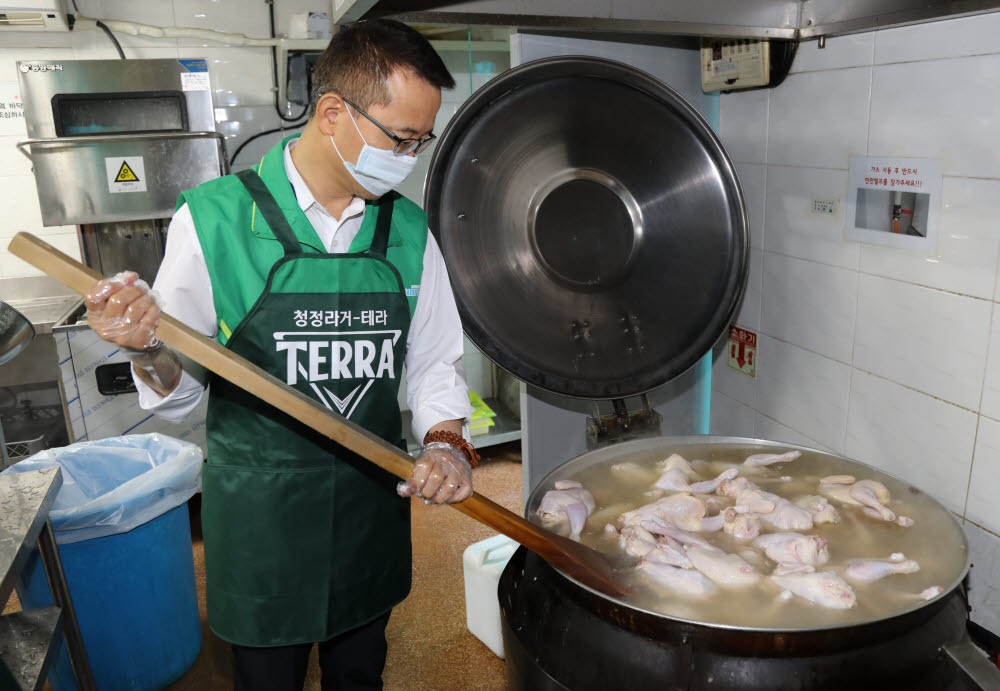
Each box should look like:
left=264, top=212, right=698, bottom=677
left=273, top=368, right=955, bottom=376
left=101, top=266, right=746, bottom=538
left=727, top=326, right=756, bottom=378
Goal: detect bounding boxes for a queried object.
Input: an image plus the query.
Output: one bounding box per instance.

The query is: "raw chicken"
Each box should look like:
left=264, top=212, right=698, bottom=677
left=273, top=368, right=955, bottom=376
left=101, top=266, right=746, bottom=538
left=610, top=461, right=659, bottom=486
left=794, top=495, right=840, bottom=524
left=844, top=553, right=920, bottom=583
left=851, top=480, right=896, bottom=521
left=686, top=546, right=762, bottom=588
left=819, top=476, right=913, bottom=527
left=736, top=489, right=813, bottom=531
left=643, top=540, right=693, bottom=569
left=917, top=586, right=944, bottom=601
left=743, top=450, right=802, bottom=468
left=753, top=533, right=830, bottom=567
left=723, top=508, right=761, bottom=541
left=618, top=524, right=658, bottom=558
left=770, top=571, right=857, bottom=609
left=654, top=466, right=739, bottom=494
left=618, top=493, right=724, bottom=532
left=636, top=560, right=717, bottom=598
left=639, top=519, right=718, bottom=551
left=717, top=475, right=759, bottom=498
left=657, top=454, right=699, bottom=477
left=536, top=480, right=596, bottom=541
left=887, top=585, right=945, bottom=603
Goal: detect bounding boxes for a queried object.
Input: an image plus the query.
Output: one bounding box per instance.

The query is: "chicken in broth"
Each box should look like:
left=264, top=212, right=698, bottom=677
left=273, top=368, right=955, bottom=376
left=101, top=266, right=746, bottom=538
left=532, top=445, right=967, bottom=629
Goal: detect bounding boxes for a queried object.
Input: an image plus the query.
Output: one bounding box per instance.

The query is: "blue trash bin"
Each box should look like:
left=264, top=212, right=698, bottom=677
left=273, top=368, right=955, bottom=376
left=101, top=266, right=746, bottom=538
left=3, top=434, right=203, bottom=691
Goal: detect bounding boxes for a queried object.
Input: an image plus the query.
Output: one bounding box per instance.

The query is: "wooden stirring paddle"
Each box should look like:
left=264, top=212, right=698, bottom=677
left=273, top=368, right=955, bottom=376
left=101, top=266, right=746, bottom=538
left=9, top=232, right=625, bottom=597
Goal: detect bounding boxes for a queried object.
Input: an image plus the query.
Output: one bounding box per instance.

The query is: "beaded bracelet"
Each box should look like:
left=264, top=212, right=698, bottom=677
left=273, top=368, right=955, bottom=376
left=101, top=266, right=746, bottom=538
left=423, top=430, right=481, bottom=468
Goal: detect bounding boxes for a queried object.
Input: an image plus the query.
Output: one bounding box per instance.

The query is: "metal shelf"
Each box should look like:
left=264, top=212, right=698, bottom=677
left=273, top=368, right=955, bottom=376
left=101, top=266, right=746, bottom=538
left=0, top=606, right=63, bottom=691
left=0, top=468, right=95, bottom=690
left=402, top=397, right=521, bottom=453
left=0, top=468, right=61, bottom=608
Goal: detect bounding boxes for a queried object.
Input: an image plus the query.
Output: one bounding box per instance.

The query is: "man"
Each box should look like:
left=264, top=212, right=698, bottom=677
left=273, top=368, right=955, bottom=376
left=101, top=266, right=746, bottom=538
left=83, top=19, right=477, bottom=691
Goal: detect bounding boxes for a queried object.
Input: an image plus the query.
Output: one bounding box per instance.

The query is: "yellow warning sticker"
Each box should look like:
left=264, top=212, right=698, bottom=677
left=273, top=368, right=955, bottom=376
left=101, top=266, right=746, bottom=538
left=105, top=156, right=147, bottom=193
left=115, top=160, right=139, bottom=183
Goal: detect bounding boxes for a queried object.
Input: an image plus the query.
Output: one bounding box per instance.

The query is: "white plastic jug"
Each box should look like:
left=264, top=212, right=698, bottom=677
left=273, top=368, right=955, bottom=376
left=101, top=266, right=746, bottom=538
left=462, top=533, right=519, bottom=658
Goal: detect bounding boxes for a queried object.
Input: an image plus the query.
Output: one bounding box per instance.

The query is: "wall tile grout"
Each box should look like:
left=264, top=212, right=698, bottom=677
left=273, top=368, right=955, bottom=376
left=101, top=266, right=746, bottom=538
left=756, top=319, right=989, bottom=416
left=755, top=411, right=833, bottom=452
left=765, top=246, right=1000, bottom=302
left=786, top=49, right=1000, bottom=76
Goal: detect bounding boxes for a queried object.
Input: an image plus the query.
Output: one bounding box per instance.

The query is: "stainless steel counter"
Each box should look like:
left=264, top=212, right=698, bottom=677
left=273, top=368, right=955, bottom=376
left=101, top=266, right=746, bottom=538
left=0, top=277, right=79, bottom=336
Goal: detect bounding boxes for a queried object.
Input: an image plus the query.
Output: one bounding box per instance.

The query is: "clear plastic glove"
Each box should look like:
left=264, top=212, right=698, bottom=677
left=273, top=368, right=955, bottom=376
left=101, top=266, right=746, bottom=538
left=84, top=271, right=181, bottom=396
left=85, top=271, right=161, bottom=351
left=397, top=442, right=473, bottom=504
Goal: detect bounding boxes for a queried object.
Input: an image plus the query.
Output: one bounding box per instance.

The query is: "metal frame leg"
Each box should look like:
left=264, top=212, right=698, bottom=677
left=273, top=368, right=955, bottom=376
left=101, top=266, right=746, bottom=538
left=37, top=520, right=96, bottom=691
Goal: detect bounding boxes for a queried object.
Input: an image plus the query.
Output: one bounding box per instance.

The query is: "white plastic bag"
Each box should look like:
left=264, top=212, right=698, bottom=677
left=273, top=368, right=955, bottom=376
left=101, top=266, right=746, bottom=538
left=2, top=433, right=202, bottom=544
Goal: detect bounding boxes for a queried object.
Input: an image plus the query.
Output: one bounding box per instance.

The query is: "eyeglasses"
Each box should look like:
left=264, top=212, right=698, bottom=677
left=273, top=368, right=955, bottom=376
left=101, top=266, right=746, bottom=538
left=342, top=97, right=436, bottom=156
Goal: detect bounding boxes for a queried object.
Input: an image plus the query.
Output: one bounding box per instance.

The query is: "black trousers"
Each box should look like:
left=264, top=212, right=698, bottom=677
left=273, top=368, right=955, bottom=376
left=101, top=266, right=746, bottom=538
left=231, top=612, right=392, bottom=691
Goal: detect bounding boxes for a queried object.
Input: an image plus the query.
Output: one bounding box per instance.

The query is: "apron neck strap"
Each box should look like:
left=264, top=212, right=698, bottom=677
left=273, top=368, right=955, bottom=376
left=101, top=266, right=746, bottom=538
left=369, top=197, right=394, bottom=258
left=236, top=169, right=300, bottom=257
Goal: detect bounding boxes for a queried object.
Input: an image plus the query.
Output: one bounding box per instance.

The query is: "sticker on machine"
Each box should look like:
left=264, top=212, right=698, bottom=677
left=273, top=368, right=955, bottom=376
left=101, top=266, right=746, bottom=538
left=180, top=72, right=210, bottom=92
left=727, top=326, right=756, bottom=378
left=105, top=156, right=147, bottom=194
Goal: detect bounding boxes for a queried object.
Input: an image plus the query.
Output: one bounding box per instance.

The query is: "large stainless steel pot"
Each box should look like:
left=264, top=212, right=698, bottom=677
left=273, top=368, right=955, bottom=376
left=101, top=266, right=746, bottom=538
left=500, top=436, right=989, bottom=690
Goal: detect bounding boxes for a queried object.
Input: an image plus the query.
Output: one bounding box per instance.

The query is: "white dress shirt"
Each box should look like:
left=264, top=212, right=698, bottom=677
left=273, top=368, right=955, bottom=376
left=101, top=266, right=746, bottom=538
left=135, top=139, right=472, bottom=441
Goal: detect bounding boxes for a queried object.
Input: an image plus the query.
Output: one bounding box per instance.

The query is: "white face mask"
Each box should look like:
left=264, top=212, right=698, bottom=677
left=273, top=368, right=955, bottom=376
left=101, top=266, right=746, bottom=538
left=330, top=107, right=418, bottom=197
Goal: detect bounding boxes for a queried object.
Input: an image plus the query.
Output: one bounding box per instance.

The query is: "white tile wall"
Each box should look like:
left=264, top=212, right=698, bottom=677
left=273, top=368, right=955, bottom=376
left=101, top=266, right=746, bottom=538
left=755, top=334, right=851, bottom=452
left=735, top=162, right=765, bottom=249
left=968, top=416, right=1000, bottom=534
left=859, top=176, right=1000, bottom=300
left=719, top=88, right=768, bottom=165
left=763, top=165, right=858, bottom=269
left=711, top=19, right=1000, bottom=623
left=709, top=391, right=756, bottom=437
left=853, top=274, right=991, bottom=410
left=790, top=33, right=875, bottom=73
left=766, top=67, right=871, bottom=170
left=845, top=371, right=976, bottom=514
left=874, top=12, right=1000, bottom=64
left=711, top=337, right=757, bottom=408
left=0, top=135, right=33, bottom=176
left=754, top=412, right=835, bottom=452
left=172, top=0, right=272, bottom=43
left=981, top=303, right=1000, bottom=422
left=869, top=55, right=1000, bottom=179
left=735, top=246, right=762, bottom=330
left=760, top=252, right=858, bottom=363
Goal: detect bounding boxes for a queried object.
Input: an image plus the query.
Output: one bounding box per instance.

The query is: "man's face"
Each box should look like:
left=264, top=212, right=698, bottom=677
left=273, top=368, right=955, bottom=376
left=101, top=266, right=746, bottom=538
left=332, top=68, right=442, bottom=199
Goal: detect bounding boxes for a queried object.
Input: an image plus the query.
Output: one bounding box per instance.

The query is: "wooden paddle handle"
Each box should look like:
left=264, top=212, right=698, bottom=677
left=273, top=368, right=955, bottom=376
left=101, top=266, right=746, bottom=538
left=7, top=232, right=554, bottom=547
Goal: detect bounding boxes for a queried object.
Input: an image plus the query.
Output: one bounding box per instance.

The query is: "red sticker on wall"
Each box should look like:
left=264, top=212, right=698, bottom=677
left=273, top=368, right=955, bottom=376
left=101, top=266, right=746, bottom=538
left=727, top=326, right=756, bottom=378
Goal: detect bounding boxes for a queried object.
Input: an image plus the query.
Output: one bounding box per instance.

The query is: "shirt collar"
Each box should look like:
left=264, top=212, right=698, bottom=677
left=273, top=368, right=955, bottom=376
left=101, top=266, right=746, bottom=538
left=283, top=139, right=366, bottom=221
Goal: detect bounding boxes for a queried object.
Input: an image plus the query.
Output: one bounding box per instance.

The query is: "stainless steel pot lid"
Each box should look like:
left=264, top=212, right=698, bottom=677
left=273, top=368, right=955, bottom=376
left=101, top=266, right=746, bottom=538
left=424, top=57, right=749, bottom=399
left=524, top=436, right=971, bottom=633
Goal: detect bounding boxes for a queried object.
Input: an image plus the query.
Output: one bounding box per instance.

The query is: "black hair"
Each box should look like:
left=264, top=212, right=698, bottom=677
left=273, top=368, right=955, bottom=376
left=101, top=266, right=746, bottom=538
left=310, top=18, right=456, bottom=112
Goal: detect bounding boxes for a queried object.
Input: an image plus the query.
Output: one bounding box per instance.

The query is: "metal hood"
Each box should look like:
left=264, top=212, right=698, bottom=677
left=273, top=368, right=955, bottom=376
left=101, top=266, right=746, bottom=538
left=332, top=0, right=1000, bottom=40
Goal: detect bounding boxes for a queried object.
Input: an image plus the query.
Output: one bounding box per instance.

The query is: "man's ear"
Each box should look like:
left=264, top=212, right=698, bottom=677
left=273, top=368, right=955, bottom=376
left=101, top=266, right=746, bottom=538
left=314, top=93, right=344, bottom=136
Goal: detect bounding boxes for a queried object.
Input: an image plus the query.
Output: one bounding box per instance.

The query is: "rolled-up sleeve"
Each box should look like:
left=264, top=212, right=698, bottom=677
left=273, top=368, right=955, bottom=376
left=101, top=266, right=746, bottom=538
left=405, top=232, right=473, bottom=441
left=133, top=203, right=217, bottom=422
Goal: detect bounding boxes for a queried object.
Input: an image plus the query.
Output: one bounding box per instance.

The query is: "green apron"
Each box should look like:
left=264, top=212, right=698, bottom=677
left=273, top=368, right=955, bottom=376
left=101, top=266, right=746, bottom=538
left=201, top=169, right=412, bottom=647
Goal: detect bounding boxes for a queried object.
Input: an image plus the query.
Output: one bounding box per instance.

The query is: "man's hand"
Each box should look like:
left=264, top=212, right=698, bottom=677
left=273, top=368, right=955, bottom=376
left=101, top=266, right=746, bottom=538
left=84, top=271, right=182, bottom=397
left=398, top=443, right=473, bottom=504
left=85, top=271, right=161, bottom=350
